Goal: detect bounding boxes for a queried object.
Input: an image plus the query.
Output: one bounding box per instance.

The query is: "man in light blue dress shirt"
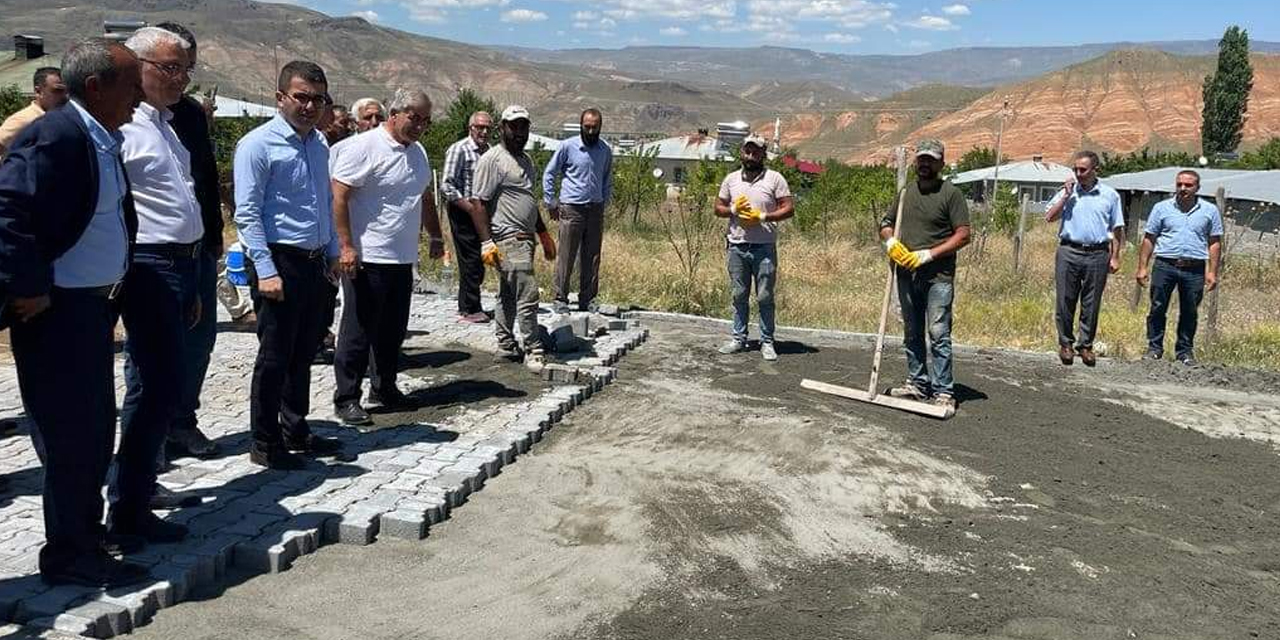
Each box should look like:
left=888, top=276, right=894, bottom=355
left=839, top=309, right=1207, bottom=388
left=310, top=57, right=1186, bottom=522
left=0, top=38, right=153, bottom=588
left=1135, top=169, right=1223, bottom=365
left=1045, top=150, right=1126, bottom=367
left=234, top=60, right=346, bottom=470
left=543, top=108, right=613, bottom=313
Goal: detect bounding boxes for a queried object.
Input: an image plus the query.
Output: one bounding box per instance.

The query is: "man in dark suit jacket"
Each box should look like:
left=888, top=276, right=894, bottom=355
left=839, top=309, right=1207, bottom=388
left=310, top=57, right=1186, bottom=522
left=0, top=38, right=152, bottom=588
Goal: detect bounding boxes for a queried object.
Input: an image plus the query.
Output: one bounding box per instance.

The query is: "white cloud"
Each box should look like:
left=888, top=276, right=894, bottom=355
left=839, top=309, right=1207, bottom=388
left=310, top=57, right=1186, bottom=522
left=600, top=0, right=735, bottom=21
left=903, top=14, right=957, bottom=30
left=400, top=0, right=508, bottom=23
left=746, top=0, right=894, bottom=29
left=823, top=32, right=860, bottom=43
left=600, top=17, right=618, bottom=28
left=941, top=3, right=970, bottom=16
left=351, top=9, right=380, bottom=21
left=571, top=10, right=597, bottom=20
left=660, top=26, right=687, bottom=36
left=501, top=8, right=548, bottom=21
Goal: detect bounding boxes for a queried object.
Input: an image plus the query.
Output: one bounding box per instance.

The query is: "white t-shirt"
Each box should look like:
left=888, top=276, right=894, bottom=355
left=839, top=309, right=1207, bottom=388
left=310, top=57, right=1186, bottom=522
left=329, top=127, right=432, bottom=264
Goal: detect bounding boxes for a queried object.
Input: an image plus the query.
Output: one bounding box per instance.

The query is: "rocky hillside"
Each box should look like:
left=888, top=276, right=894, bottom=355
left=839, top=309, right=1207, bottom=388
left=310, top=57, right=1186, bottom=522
left=848, top=50, right=1280, bottom=164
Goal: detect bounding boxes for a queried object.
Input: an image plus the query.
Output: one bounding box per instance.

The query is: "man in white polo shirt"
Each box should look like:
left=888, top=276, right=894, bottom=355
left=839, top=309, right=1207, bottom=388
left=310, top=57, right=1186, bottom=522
left=330, top=89, right=444, bottom=426
left=713, top=134, right=794, bottom=361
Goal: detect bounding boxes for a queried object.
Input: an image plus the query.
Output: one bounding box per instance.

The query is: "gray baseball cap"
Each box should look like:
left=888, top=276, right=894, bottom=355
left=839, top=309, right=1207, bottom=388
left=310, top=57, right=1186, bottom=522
left=916, top=138, right=945, bottom=159
left=742, top=133, right=768, bottom=150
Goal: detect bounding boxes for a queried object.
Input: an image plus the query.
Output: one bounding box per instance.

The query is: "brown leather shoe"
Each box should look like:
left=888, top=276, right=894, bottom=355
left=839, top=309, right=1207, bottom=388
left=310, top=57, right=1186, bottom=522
left=1058, top=345, right=1074, bottom=365
left=1078, top=346, right=1097, bottom=367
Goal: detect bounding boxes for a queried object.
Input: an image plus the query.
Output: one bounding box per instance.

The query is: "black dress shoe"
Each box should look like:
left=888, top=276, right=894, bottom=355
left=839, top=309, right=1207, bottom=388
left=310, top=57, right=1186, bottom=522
left=249, top=446, right=309, bottom=470
left=150, top=484, right=202, bottom=509
left=166, top=427, right=221, bottom=459
left=110, top=512, right=188, bottom=544
left=286, top=434, right=345, bottom=456
left=368, top=388, right=412, bottom=409
left=336, top=403, right=373, bottom=426
left=103, top=532, right=146, bottom=555
left=42, top=553, right=152, bottom=588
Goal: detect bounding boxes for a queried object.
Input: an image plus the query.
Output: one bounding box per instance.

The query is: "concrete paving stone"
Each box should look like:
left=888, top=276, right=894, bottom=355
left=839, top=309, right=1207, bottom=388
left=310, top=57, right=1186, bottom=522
left=64, top=600, right=131, bottom=637
left=165, top=554, right=213, bottom=593
left=330, top=507, right=381, bottom=546
left=377, top=510, right=427, bottom=540
left=0, top=531, right=47, bottom=556
left=188, top=535, right=248, bottom=581
left=421, top=472, right=473, bottom=508
left=27, top=613, right=99, bottom=638
left=355, top=490, right=408, bottom=511
left=95, top=589, right=158, bottom=630
left=15, top=585, right=96, bottom=623
left=459, top=453, right=502, bottom=479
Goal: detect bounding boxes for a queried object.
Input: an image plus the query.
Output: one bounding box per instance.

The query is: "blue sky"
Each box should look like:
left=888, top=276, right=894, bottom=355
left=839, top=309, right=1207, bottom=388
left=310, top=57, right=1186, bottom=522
left=276, top=0, right=1280, bottom=53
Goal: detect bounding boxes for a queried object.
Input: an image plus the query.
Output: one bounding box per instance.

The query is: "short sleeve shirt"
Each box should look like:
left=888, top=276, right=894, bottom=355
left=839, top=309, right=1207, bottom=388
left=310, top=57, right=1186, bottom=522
left=1047, top=180, right=1125, bottom=245
left=330, top=127, right=432, bottom=264
left=718, top=168, right=791, bottom=244
left=1144, top=197, right=1224, bottom=261
left=882, top=179, right=970, bottom=281
left=473, top=144, right=539, bottom=239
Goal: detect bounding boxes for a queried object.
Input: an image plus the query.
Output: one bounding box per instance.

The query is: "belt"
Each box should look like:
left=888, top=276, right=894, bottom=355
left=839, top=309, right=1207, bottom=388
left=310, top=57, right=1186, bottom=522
left=1156, top=256, right=1205, bottom=268
left=1060, top=239, right=1110, bottom=251
left=134, top=241, right=202, bottom=259
left=269, top=243, right=327, bottom=260
left=54, top=282, right=123, bottom=300
left=494, top=232, right=535, bottom=241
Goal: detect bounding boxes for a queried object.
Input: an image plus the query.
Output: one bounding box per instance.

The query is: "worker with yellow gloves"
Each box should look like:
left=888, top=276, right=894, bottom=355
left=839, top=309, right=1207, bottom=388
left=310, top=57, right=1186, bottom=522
left=877, top=139, right=971, bottom=414
left=713, top=134, right=794, bottom=361
left=466, top=105, right=555, bottom=371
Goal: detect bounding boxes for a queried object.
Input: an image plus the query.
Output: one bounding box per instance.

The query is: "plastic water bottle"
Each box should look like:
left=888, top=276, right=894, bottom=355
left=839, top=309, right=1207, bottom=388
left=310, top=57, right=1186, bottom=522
left=439, top=251, right=455, bottom=299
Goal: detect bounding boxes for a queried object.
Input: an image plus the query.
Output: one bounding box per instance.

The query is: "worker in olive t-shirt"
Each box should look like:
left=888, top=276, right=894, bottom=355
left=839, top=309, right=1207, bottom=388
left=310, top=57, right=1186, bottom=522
left=878, top=139, right=971, bottom=415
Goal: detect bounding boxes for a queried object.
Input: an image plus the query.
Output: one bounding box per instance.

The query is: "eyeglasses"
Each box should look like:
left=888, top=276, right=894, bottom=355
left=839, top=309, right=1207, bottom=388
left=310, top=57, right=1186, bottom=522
left=400, top=111, right=431, bottom=126
left=286, top=91, right=328, bottom=107
left=140, top=58, right=193, bottom=78
left=1073, top=167, right=1093, bottom=174
left=470, top=124, right=491, bottom=131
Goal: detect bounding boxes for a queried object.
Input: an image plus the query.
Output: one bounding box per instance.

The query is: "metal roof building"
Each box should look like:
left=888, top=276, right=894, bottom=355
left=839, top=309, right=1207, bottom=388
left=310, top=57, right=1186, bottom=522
left=1104, top=167, right=1280, bottom=205
left=525, top=133, right=561, bottom=152
left=212, top=96, right=276, bottom=119
left=950, top=160, right=1073, bottom=185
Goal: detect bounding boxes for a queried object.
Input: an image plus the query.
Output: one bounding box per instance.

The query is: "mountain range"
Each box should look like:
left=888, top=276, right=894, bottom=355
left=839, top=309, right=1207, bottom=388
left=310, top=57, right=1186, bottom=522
left=1, top=0, right=1275, bottom=163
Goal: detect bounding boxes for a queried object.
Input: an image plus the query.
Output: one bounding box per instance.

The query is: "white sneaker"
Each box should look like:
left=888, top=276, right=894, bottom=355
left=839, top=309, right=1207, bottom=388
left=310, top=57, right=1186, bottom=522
left=718, top=339, right=747, bottom=355
left=525, top=353, right=547, bottom=373
left=760, top=342, right=778, bottom=361
left=933, top=393, right=956, bottom=417
left=887, top=383, right=929, bottom=400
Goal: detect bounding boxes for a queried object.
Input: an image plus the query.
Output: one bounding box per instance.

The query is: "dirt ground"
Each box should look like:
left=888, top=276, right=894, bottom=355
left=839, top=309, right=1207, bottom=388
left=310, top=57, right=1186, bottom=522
left=125, top=316, right=1280, bottom=640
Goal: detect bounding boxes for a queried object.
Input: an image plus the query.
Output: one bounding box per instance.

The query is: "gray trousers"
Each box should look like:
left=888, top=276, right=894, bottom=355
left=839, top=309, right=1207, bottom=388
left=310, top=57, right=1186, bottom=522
left=1054, top=245, right=1111, bottom=349
left=495, top=237, right=543, bottom=354
left=554, top=202, right=604, bottom=308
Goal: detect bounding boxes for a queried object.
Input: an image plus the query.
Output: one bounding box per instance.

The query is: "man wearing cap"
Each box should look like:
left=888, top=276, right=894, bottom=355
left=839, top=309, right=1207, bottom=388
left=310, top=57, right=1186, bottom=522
left=1045, top=149, right=1125, bottom=367
left=713, top=134, right=793, bottom=361
left=1135, top=169, right=1223, bottom=366
left=542, top=108, right=613, bottom=313
left=879, top=139, right=970, bottom=414
left=467, top=105, right=556, bottom=370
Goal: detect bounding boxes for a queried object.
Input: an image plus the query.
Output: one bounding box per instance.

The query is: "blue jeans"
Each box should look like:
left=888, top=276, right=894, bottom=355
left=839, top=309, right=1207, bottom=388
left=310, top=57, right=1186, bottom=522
left=113, top=247, right=199, bottom=521
left=897, top=269, right=954, bottom=395
left=727, top=242, right=777, bottom=344
left=1146, top=260, right=1205, bottom=360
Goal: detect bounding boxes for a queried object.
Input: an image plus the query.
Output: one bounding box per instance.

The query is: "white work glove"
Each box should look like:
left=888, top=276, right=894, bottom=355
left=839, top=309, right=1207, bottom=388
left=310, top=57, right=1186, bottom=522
left=910, top=249, right=934, bottom=268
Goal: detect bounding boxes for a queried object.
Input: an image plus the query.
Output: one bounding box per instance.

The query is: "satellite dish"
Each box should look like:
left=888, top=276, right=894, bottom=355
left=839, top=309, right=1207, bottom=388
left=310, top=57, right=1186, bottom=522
left=1198, top=155, right=1209, bottom=167
left=652, top=168, right=664, bottom=179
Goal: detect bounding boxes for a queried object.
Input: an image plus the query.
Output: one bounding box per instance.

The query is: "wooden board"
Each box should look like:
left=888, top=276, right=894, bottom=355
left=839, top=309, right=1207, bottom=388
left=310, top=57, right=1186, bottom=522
left=800, top=379, right=954, bottom=419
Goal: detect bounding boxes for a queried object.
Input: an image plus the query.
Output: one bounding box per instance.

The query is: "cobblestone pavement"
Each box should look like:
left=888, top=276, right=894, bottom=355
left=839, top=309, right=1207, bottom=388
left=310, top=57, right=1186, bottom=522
left=0, top=292, right=647, bottom=639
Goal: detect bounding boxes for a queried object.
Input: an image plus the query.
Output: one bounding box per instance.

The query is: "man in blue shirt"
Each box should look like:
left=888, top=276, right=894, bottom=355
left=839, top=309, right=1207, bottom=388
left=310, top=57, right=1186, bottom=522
left=0, top=38, right=153, bottom=588
left=1135, top=169, right=1223, bottom=365
left=234, top=60, right=346, bottom=470
left=1045, top=150, right=1126, bottom=367
left=543, top=108, right=613, bottom=313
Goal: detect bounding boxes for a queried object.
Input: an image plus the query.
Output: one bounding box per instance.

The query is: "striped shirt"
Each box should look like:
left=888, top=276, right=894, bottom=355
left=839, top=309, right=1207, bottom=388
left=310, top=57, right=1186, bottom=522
left=442, top=136, right=488, bottom=202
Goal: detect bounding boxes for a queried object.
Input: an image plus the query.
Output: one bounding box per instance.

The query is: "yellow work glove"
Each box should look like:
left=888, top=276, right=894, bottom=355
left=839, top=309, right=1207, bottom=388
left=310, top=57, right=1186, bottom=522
left=884, top=238, right=935, bottom=270
left=481, top=239, right=503, bottom=269
left=733, top=194, right=766, bottom=227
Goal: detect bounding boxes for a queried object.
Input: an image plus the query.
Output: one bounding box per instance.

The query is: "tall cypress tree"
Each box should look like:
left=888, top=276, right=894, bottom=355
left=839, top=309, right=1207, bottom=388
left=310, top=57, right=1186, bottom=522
left=1201, top=26, right=1253, bottom=157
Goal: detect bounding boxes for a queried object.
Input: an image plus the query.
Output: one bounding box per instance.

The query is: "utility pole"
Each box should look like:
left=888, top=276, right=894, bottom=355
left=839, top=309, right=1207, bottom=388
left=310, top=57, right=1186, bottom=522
left=988, top=99, right=1010, bottom=216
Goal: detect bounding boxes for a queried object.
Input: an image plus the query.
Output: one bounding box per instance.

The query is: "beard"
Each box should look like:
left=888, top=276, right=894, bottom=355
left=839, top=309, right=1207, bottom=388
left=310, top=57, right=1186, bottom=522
left=582, top=132, right=600, bottom=146
left=743, top=159, right=764, bottom=172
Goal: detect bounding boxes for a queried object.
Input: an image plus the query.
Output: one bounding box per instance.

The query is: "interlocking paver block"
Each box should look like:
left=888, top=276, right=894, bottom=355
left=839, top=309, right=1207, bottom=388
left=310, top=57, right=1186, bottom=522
left=65, top=599, right=131, bottom=637
left=378, top=510, right=427, bottom=540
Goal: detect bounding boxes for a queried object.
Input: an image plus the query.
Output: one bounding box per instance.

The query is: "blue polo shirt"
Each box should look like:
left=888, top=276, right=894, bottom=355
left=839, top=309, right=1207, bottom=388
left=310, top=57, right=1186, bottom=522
left=1048, top=180, right=1125, bottom=245
left=1144, top=197, right=1223, bottom=261
left=542, top=135, right=613, bottom=207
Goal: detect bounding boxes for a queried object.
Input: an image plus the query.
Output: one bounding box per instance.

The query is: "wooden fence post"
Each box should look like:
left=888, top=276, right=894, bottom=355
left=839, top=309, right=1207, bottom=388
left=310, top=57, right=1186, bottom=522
left=1206, top=186, right=1227, bottom=340
left=1013, top=193, right=1030, bottom=271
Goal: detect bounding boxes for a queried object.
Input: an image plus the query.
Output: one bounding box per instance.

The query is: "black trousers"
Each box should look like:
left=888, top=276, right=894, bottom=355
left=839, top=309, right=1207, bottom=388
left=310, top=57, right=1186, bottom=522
left=447, top=202, right=484, bottom=315
left=247, top=246, right=335, bottom=452
left=1054, top=245, right=1111, bottom=349
left=333, top=262, right=413, bottom=407
left=11, top=289, right=117, bottom=572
